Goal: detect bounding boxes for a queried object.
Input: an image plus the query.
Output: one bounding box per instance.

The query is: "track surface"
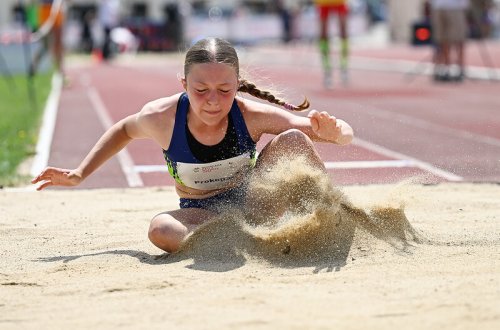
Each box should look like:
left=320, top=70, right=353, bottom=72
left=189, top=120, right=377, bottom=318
left=48, top=41, right=500, bottom=188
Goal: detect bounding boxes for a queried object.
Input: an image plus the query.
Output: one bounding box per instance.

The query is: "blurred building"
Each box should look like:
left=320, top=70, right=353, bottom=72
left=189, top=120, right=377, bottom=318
left=0, top=1, right=299, bottom=27
left=0, top=0, right=498, bottom=47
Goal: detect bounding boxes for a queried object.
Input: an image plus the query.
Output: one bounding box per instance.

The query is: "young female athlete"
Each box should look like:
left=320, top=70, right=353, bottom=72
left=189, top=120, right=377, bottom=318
left=31, top=37, right=354, bottom=253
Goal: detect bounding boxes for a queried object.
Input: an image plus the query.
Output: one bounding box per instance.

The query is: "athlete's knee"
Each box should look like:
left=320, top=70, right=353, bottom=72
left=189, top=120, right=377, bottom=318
left=272, top=129, right=324, bottom=168
left=275, top=129, right=313, bottom=148
left=148, top=215, right=188, bottom=253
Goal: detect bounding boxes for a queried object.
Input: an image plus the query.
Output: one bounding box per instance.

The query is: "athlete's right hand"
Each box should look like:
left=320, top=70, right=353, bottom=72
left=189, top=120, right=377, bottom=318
left=31, top=167, right=83, bottom=191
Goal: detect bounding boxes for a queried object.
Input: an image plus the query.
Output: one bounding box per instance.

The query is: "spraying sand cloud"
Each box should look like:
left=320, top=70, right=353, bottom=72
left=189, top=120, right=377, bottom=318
left=177, top=156, right=425, bottom=269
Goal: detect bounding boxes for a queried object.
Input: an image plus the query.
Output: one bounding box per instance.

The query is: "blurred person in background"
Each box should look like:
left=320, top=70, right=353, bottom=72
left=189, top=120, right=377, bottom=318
left=275, top=0, right=295, bottom=43
left=164, top=3, right=184, bottom=50
left=98, top=0, right=120, bottom=60
left=469, top=0, right=495, bottom=38
left=314, top=0, right=350, bottom=88
left=430, top=0, right=470, bottom=82
left=29, top=0, right=66, bottom=78
left=26, top=0, right=39, bottom=31
left=365, top=0, right=386, bottom=26
left=80, top=9, right=95, bottom=54
left=12, top=1, right=27, bottom=26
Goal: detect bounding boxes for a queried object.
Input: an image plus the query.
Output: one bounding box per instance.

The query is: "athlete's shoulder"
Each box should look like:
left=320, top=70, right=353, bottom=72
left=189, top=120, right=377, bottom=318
left=135, top=93, right=182, bottom=146
left=235, top=95, right=274, bottom=114
left=141, top=93, right=183, bottom=117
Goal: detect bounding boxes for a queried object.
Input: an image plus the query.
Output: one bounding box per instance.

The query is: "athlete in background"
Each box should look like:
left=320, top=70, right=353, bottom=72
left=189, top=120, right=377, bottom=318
left=314, top=0, right=350, bottom=88
left=29, top=0, right=66, bottom=78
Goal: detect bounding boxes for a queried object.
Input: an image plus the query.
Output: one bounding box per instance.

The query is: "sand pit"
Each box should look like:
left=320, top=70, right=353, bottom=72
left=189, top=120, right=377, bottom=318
left=1, top=164, right=499, bottom=329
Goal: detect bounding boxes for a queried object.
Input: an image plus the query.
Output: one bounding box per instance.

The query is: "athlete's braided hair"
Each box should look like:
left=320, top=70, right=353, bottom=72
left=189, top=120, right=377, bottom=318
left=238, top=79, right=309, bottom=111
left=184, top=37, right=310, bottom=111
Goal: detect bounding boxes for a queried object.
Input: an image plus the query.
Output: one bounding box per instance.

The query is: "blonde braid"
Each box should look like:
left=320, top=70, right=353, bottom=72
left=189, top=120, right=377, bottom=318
left=238, top=79, right=310, bottom=111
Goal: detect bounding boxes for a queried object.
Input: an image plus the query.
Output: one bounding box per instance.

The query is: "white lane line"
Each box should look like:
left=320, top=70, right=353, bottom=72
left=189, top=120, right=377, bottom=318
left=324, top=159, right=415, bottom=169
left=134, top=165, right=168, bottom=173
left=133, top=160, right=416, bottom=172
left=133, top=140, right=462, bottom=182
left=30, top=73, right=63, bottom=177
left=353, top=138, right=463, bottom=181
left=86, top=87, right=144, bottom=187
left=134, top=159, right=417, bottom=173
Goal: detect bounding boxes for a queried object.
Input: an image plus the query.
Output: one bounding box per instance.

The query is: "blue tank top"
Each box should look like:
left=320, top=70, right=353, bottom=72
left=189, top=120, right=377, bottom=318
left=163, top=93, right=257, bottom=190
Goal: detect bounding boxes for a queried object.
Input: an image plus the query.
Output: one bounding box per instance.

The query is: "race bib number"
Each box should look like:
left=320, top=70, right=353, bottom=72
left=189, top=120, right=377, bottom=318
left=176, top=153, right=253, bottom=190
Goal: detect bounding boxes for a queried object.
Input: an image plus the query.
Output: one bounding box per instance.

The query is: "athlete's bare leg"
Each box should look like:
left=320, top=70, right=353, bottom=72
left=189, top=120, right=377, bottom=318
left=245, top=129, right=326, bottom=223
left=254, top=129, right=325, bottom=172
left=148, top=207, right=217, bottom=253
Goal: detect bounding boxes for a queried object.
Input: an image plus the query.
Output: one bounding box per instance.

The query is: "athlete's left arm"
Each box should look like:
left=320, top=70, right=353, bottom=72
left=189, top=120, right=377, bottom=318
left=240, top=98, right=353, bottom=145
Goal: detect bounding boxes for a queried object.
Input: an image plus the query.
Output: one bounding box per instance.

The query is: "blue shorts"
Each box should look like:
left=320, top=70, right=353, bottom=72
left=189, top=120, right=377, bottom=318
left=179, top=186, right=246, bottom=212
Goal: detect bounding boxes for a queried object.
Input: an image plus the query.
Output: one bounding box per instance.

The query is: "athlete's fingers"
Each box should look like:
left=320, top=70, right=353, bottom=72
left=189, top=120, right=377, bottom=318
left=310, top=115, right=319, bottom=132
left=330, top=117, right=338, bottom=129
left=31, top=168, right=48, bottom=183
left=32, top=167, right=57, bottom=183
left=307, top=109, right=319, bottom=118
left=317, top=111, right=336, bottom=123
left=309, top=110, right=340, bottom=136
left=38, top=167, right=70, bottom=182
left=32, top=172, right=53, bottom=184
left=36, top=180, right=53, bottom=191
left=319, top=111, right=329, bottom=118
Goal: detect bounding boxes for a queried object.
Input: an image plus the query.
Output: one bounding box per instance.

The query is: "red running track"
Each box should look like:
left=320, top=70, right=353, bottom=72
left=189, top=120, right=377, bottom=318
left=48, top=42, right=500, bottom=189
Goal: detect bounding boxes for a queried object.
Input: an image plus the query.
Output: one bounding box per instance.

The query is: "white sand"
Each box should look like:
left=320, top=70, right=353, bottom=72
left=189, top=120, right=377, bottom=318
left=1, top=182, right=499, bottom=329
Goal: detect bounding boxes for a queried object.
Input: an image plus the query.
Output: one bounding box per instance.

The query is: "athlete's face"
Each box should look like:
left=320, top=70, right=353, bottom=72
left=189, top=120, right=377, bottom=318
left=182, top=62, right=238, bottom=127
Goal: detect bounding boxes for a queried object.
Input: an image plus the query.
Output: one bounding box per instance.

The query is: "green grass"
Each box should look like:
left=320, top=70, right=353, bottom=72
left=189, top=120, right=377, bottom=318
left=0, top=72, right=52, bottom=187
